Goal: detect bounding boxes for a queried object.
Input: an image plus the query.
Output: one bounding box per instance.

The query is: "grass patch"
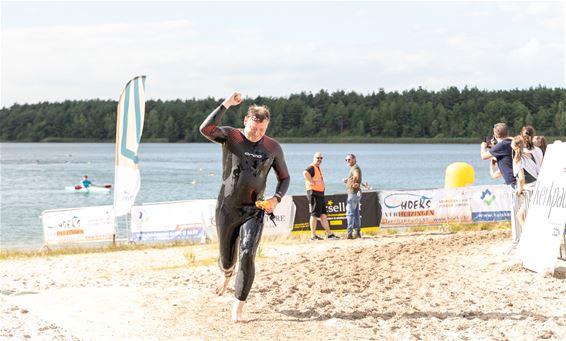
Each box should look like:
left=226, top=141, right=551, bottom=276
left=257, top=244, right=264, bottom=258
left=442, top=221, right=511, bottom=233
left=180, top=248, right=217, bottom=267
left=384, top=228, right=399, bottom=235
left=0, top=240, right=207, bottom=260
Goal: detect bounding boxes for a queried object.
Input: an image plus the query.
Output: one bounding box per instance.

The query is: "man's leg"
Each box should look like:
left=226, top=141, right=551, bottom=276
left=232, top=211, right=265, bottom=322
left=232, top=300, right=246, bottom=323
left=216, top=275, right=232, bottom=296
left=308, top=192, right=321, bottom=239
left=215, top=208, right=240, bottom=295
left=309, top=215, right=319, bottom=238
left=320, top=214, right=338, bottom=239
left=346, top=194, right=354, bottom=239
left=318, top=194, right=337, bottom=239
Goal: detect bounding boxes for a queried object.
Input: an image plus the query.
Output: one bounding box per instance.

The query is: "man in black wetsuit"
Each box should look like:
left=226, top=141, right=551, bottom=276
left=200, top=91, right=290, bottom=322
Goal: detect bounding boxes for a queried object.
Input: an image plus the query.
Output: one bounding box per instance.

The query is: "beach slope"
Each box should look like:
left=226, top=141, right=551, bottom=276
left=2, top=230, right=565, bottom=340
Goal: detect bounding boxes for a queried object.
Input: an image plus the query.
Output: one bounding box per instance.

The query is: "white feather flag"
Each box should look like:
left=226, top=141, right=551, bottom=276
left=113, top=76, right=146, bottom=217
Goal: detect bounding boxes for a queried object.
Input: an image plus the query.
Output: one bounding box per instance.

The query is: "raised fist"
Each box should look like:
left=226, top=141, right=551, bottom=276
left=223, top=91, right=242, bottom=108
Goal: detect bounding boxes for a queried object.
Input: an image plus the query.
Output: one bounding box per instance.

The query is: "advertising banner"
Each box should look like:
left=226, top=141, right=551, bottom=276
left=262, top=195, right=296, bottom=237
left=292, top=191, right=381, bottom=233
left=434, top=188, right=472, bottom=223
left=380, top=188, right=473, bottom=227
left=199, top=200, right=218, bottom=241
left=131, top=197, right=295, bottom=242
left=42, top=206, right=116, bottom=245
left=130, top=200, right=212, bottom=242
left=518, top=142, right=566, bottom=274
left=469, top=185, right=513, bottom=221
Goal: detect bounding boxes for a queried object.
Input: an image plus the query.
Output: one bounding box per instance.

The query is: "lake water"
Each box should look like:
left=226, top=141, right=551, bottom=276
left=1, top=143, right=499, bottom=249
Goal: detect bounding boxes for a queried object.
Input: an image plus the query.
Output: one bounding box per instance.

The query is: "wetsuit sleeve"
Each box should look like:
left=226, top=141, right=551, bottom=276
left=273, top=145, right=290, bottom=197
left=200, top=105, right=229, bottom=143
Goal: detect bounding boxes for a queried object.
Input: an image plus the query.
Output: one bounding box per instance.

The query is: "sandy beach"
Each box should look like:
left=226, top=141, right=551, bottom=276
left=1, top=230, right=565, bottom=340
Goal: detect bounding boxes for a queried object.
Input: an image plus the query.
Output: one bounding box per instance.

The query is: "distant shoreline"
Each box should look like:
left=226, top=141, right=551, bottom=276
left=2, top=136, right=565, bottom=144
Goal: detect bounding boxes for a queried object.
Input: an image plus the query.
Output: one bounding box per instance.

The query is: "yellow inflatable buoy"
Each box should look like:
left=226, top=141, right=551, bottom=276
left=444, top=162, right=474, bottom=188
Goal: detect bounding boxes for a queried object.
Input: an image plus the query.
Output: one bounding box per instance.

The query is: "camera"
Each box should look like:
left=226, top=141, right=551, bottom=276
left=482, top=135, right=496, bottom=148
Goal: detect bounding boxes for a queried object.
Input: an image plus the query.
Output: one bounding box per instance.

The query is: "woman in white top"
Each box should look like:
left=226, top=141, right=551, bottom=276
left=511, top=135, right=544, bottom=230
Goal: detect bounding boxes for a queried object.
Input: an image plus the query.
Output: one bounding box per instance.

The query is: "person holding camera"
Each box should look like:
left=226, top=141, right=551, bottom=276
left=480, top=123, right=516, bottom=188
left=480, top=122, right=518, bottom=246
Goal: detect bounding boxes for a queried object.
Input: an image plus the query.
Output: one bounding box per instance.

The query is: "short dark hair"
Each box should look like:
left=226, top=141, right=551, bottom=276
left=246, top=104, right=270, bottom=122
left=493, top=123, right=508, bottom=138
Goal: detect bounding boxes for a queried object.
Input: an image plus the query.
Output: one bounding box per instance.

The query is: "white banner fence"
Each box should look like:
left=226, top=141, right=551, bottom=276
left=130, top=199, right=215, bottom=242
left=379, top=184, right=512, bottom=227
left=518, top=142, right=566, bottom=274
left=41, top=205, right=116, bottom=245
left=41, top=184, right=517, bottom=247
left=129, top=195, right=296, bottom=243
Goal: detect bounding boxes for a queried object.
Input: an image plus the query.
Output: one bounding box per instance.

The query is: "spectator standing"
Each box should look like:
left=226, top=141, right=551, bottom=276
left=303, top=152, right=339, bottom=241
left=480, top=123, right=518, bottom=245
left=480, top=123, right=516, bottom=188
left=343, top=154, right=362, bottom=239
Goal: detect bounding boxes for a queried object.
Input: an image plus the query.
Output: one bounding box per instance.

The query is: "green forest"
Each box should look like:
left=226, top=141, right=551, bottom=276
left=1, top=86, right=565, bottom=142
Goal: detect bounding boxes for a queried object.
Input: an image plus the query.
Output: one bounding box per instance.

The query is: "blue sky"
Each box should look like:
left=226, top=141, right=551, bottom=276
left=1, top=1, right=564, bottom=107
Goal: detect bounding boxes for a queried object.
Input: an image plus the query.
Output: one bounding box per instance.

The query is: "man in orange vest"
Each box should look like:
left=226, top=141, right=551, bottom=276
left=303, top=152, right=340, bottom=240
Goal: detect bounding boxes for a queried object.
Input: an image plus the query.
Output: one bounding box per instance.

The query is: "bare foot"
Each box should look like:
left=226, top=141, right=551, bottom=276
left=231, top=299, right=246, bottom=323
left=214, top=275, right=231, bottom=296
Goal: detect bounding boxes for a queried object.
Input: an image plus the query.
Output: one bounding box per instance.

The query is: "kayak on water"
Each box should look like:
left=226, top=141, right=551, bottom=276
left=65, top=184, right=112, bottom=194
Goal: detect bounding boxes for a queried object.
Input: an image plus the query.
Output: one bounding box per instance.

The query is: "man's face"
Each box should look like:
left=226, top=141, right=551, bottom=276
left=243, top=117, right=269, bottom=142
left=492, top=128, right=502, bottom=142
left=345, top=156, right=355, bottom=166
left=313, top=153, right=323, bottom=165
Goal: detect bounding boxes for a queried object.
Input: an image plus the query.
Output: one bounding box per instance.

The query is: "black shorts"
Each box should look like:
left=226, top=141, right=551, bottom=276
left=306, top=190, right=326, bottom=217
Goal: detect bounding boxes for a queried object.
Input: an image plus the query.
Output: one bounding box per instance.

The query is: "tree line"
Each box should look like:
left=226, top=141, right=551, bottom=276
left=1, top=86, right=565, bottom=142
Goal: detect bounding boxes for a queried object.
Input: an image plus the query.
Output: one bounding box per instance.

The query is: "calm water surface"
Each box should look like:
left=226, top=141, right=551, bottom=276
left=1, top=143, right=499, bottom=249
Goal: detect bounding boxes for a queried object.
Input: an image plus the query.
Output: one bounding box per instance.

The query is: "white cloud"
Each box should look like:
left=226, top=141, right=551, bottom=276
left=1, top=2, right=564, bottom=106
left=508, top=38, right=541, bottom=65
left=498, top=1, right=563, bottom=31
left=2, top=20, right=197, bottom=103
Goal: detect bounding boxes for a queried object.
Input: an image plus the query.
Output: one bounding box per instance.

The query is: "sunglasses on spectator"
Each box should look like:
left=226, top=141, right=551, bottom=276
left=345, top=158, right=352, bottom=161
left=316, top=157, right=323, bottom=160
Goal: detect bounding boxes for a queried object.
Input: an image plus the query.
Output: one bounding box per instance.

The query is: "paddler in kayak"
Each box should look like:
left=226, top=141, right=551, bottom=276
left=200, top=91, right=290, bottom=322
left=81, top=175, right=94, bottom=188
